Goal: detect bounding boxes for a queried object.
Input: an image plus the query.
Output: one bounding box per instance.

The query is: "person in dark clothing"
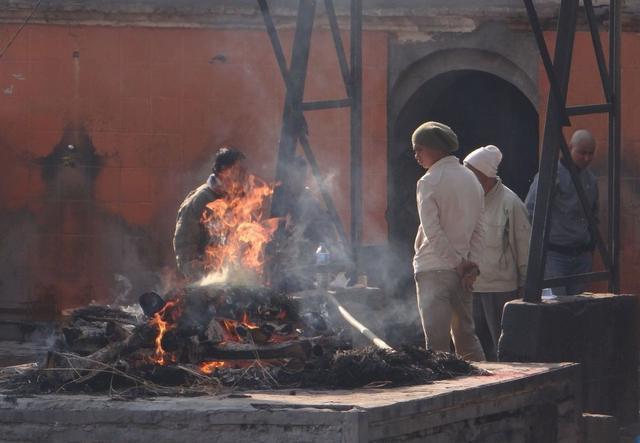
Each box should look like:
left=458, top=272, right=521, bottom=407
left=525, top=129, right=598, bottom=295
left=173, top=147, right=246, bottom=281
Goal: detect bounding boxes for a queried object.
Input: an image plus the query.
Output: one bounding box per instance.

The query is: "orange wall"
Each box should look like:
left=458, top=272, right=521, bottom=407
left=539, top=31, right=640, bottom=293
left=0, top=24, right=388, bottom=309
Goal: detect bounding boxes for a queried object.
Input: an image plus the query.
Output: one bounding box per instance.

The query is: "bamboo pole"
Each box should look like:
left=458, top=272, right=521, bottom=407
left=324, top=292, right=393, bottom=351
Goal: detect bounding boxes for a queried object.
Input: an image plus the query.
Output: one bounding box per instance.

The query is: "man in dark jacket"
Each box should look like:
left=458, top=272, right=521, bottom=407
left=525, top=129, right=598, bottom=295
left=173, top=147, right=246, bottom=280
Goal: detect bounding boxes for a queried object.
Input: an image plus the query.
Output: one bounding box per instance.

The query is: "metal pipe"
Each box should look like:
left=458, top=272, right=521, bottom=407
left=522, top=0, right=571, bottom=126
left=349, top=0, right=363, bottom=275
left=608, top=0, right=622, bottom=293
left=301, top=98, right=352, bottom=111
left=583, top=0, right=612, bottom=102
left=325, top=292, right=393, bottom=350
left=257, top=0, right=294, bottom=94
left=257, top=0, right=349, bottom=246
left=566, top=103, right=612, bottom=116
left=543, top=270, right=610, bottom=288
left=324, top=0, right=352, bottom=98
left=270, top=0, right=316, bottom=218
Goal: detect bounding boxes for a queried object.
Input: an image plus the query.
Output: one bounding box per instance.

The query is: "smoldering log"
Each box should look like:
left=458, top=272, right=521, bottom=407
left=183, top=284, right=299, bottom=323
left=70, top=305, right=140, bottom=325
left=190, top=336, right=339, bottom=362
left=47, top=324, right=157, bottom=382
left=324, top=292, right=393, bottom=351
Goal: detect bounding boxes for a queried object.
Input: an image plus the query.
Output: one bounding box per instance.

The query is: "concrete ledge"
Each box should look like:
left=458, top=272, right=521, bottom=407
left=0, top=362, right=580, bottom=443
left=582, top=413, right=619, bottom=443
left=499, top=293, right=639, bottom=424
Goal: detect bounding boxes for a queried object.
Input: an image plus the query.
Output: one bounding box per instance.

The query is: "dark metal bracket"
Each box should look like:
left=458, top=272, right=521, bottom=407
left=258, top=0, right=363, bottom=269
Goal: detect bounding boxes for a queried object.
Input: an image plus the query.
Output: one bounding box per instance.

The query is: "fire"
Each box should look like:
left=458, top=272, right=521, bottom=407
left=150, top=300, right=179, bottom=365
left=221, top=318, right=241, bottom=341
left=201, top=174, right=279, bottom=283
left=199, top=361, right=227, bottom=374
left=199, top=359, right=282, bottom=374
left=241, top=311, right=259, bottom=329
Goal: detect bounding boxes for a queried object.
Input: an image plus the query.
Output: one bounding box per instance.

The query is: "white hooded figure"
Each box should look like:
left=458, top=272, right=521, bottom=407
left=463, top=145, right=532, bottom=361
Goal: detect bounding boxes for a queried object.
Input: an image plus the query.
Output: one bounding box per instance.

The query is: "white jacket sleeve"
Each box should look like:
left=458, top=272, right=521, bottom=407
left=468, top=204, right=485, bottom=266
left=509, top=197, right=532, bottom=288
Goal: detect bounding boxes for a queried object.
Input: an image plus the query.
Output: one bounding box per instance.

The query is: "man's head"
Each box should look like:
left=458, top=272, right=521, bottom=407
left=411, top=121, right=458, bottom=168
left=213, top=147, right=247, bottom=189
left=568, top=129, right=596, bottom=170
left=463, top=145, right=502, bottom=194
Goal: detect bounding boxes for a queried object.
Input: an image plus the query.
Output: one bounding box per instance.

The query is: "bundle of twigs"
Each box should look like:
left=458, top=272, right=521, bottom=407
left=0, top=352, right=223, bottom=398
left=288, top=345, right=486, bottom=389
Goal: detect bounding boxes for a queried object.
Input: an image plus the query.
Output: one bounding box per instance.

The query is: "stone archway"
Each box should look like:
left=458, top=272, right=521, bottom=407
left=390, top=48, right=538, bottom=121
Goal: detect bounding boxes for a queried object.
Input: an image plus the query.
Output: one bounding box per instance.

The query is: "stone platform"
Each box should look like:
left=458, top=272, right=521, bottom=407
left=499, top=293, right=638, bottom=424
left=0, top=362, right=580, bottom=443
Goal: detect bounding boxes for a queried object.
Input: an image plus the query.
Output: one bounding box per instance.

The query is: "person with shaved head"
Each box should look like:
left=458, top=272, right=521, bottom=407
left=525, top=129, right=599, bottom=295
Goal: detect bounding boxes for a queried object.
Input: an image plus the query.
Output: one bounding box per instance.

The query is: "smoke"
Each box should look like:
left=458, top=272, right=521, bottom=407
left=111, top=274, right=133, bottom=306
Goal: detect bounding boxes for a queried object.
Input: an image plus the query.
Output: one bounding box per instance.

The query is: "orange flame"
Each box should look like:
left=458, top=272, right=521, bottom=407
left=241, top=311, right=259, bottom=329
left=199, top=359, right=282, bottom=374
left=201, top=174, right=279, bottom=281
left=199, top=361, right=227, bottom=374
left=150, top=300, right=179, bottom=365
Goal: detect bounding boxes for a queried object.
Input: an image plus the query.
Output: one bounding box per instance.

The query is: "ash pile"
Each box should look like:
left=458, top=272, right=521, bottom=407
left=0, top=283, right=482, bottom=398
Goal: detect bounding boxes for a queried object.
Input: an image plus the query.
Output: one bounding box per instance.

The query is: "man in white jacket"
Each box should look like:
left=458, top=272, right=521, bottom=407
left=464, top=145, right=531, bottom=361
left=412, top=121, right=486, bottom=361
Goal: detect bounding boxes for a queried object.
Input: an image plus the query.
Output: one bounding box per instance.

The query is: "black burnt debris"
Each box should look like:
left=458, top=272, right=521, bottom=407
left=0, top=285, right=484, bottom=398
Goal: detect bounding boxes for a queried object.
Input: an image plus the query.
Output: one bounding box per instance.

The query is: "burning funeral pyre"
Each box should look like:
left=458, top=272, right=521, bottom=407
left=0, top=174, right=482, bottom=397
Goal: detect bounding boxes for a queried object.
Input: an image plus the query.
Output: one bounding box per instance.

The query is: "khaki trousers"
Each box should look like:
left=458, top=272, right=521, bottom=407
left=415, top=270, right=485, bottom=361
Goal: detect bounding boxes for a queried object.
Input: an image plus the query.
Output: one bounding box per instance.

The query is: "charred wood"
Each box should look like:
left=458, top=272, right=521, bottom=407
left=189, top=336, right=340, bottom=362
left=48, top=324, right=156, bottom=382
left=139, top=292, right=166, bottom=317
left=69, top=305, right=139, bottom=325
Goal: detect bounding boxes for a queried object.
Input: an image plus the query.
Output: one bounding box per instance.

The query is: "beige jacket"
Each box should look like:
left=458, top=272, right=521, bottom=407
left=474, top=179, right=531, bottom=293
left=413, top=156, right=485, bottom=274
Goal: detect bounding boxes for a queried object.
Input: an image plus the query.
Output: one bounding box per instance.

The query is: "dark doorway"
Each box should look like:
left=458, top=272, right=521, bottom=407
left=387, top=70, right=539, bottom=297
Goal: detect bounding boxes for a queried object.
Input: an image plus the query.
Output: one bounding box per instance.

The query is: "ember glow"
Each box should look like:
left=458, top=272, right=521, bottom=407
left=241, top=311, right=259, bottom=329
left=198, top=359, right=280, bottom=374
left=200, top=174, right=279, bottom=285
left=199, top=361, right=227, bottom=374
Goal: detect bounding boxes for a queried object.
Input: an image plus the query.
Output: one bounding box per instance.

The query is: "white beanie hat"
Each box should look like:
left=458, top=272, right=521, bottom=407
left=463, top=145, right=502, bottom=178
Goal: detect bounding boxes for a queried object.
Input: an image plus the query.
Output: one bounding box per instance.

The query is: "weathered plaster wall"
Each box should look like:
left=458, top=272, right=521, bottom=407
left=0, top=24, right=387, bottom=311
left=0, top=1, right=634, bottom=30
left=388, top=21, right=539, bottom=130
left=0, top=0, right=639, bottom=315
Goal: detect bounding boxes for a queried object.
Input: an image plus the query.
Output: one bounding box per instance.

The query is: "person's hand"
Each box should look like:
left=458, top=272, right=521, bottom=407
left=455, top=259, right=473, bottom=277
left=460, top=268, right=479, bottom=292
left=456, top=259, right=479, bottom=292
